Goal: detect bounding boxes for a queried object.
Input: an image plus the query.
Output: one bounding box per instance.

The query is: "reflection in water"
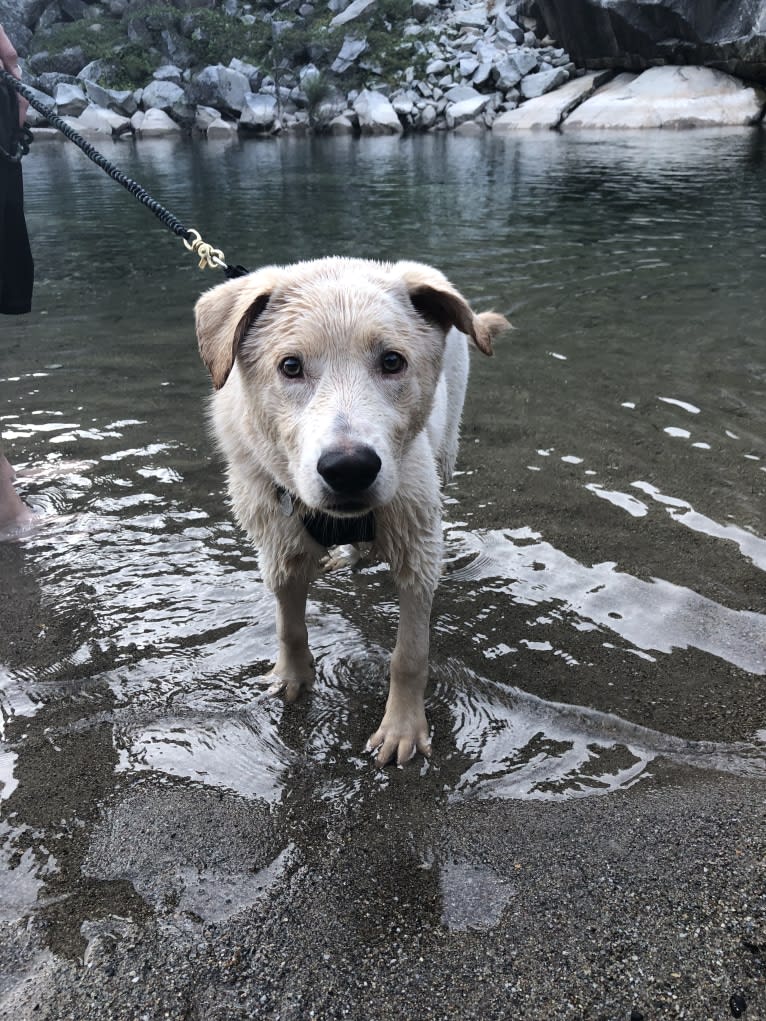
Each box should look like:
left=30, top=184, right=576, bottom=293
left=447, top=527, right=766, bottom=675
left=0, top=133, right=765, bottom=947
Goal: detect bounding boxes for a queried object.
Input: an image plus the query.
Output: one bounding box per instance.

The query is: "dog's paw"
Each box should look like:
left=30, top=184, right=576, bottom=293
left=263, top=667, right=314, bottom=704
left=320, top=544, right=362, bottom=573
left=366, top=709, right=431, bottom=767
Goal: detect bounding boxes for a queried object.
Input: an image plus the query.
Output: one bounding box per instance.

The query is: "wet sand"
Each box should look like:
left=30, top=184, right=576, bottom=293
left=1, top=502, right=765, bottom=1020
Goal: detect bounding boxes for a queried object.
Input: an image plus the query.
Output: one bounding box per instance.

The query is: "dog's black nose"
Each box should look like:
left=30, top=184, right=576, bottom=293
left=317, top=445, right=382, bottom=494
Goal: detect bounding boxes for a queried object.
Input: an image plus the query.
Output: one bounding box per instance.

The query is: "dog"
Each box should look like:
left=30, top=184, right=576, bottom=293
left=195, top=257, right=508, bottom=766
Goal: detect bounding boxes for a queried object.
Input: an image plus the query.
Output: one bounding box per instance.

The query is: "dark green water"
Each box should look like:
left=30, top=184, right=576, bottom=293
left=1, top=131, right=765, bottom=911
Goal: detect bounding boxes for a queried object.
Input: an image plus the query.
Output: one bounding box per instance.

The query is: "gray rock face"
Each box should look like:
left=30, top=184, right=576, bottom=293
left=353, top=89, right=403, bottom=133
left=53, top=82, right=87, bottom=116
left=519, top=66, right=569, bottom=99
left=329, top=0, right=376, bottom=28
left=331, top=35, right=368, bottom=73
left=536, top=0, right=766, bottom=84
left=239, top=93, right=278, bottom=131
left=141, top=80, right=185, bottom=112
left=563, top=65, right=766, bottom=129
left=189, top=65, right=250, bottom=113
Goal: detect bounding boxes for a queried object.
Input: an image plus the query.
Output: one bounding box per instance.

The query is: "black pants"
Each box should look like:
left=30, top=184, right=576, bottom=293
left=0, top=157, right=33, bottom=314
left=0, top=75, right=33, bottom=316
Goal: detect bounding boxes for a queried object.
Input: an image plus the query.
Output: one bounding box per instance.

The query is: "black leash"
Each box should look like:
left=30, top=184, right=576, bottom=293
left=0, top=67, right=249, bottom=279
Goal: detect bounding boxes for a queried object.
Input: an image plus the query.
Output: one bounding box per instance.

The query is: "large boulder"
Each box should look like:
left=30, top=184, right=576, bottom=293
left=536, top=0, right=766, bottom=84
left=331, top=35, right=368, bottom=73
left=353, top=89, right=403, bottom=134
left=138, top=108, right=182, bottom=137
left=563, top=66, right=766, bottom=129
left=446, top=94, right=491, bottom=128
left=238, top=92, right=278, bottom=132
left=141, top=80, right=185, bottom=112
left=188, top=65, right=250, bottom=113
left=0, top=0, right=48, bottom=52
left=519, top=67, right=570, bottom=99
left=53, top=82, right=88, bottom=116
left=494, top=71, right=605, bottom=131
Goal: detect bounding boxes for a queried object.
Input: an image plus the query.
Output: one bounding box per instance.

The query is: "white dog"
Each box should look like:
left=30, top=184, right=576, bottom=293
left=195, top=257, right=508, bottom=766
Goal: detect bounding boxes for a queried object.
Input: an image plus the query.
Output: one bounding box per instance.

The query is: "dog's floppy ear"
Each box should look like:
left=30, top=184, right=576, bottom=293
left=194, top=268, right=281, bottom=390
left=395, top=261, right=510, bottom=357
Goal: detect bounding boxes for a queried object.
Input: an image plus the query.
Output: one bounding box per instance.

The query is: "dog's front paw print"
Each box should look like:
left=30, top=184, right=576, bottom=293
left=366, top=707, right=431, bottom=767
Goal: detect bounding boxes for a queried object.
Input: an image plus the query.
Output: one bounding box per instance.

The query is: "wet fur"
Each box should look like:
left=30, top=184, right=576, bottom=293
left=195, top=257, right=508, bottom=766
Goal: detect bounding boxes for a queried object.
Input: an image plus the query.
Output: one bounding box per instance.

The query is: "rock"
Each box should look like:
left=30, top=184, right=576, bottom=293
left=535, top=0, right=766, bottom=84
left=229, top=58, right=261, bottom=89
left=495, top=8, right=524, bottom=43
left=329, top=0, right=376, bottom=28
left=459, top=57, right=480, bottom=78
left=59, top=0, right=88, bottom=19
left=77, top=59, right=115, bottom=84
left=412, top=0, right=439, bottom=22
left=53, top=82, right=87, bottom=116
left=32, top=46, right=86, bottom=76
left=452, top=4, right=489, bottom=29
left=194, top=105, right=221, bottom=132
left=104, top=88, right=138, bottom=116
left=563, top=66, right=766, bottom=129
left=153, top=64, right=183, bottom=83
left=493, top=71, right=604, bottom=131
left=35, top=72, right=75, bottom=95
left=141, top=80, right=185, bottom=112
left=77, top=104, right=132, bottom=136
left=189, top=65, right=250, bottom=113
left=519, top=67, right=569, bottom=99
left=426, top=58, right=448, bottom=75
left=331, top=36, right=368, bottom=74
left=353, top=89, right=403, bottom=133
left=138, top=107, right=182, bottom=137
left=206, top=118, right=238, bottom=140
left=81, top=79, right=111, bottom=109
left=392, top=91, right=417, bottom=116
left=328, top=114, right=355, bottom=134
left=239, top=92, right=278, bottom=131
left=444, top=84, right=481, bottom=103
left=130, top=110, right=144, bottom=131
left=446, top=94, right=491, bottom=128
left=419, top=103, right=437, bottom=127
left=454, top=120, right=484, bottom=135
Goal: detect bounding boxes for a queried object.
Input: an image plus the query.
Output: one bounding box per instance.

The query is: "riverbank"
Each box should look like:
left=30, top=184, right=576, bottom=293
left=11, top=1, right=766, bottom=142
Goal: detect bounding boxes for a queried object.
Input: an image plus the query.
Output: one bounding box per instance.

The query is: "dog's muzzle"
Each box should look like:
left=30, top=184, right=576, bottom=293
left=317, top=444, right=381, bottom=497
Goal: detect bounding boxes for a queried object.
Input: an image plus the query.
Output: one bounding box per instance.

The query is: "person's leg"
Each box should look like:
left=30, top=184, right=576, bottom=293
left=0, top=453, right=33, bottom=532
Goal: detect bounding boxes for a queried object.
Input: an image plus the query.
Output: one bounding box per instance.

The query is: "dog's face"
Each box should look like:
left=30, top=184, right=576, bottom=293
left=195, top=258, right=504, bottom=516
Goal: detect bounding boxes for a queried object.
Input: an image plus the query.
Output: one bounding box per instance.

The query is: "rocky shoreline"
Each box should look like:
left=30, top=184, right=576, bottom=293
left=8, top=0, right=766, bottom=140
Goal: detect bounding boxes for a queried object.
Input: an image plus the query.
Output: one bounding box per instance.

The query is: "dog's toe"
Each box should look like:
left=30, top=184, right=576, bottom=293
left=367, top=716, right=431, bottom=767
left=263, top=670, right=314, bottom=703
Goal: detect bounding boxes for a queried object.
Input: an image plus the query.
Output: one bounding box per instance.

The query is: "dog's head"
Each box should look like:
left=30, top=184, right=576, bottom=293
left=195, top=257, right=508, bottom=516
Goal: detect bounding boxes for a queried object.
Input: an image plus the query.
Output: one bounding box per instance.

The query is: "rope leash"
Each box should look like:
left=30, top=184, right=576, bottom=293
left=0, top=67, right=248, bottom=278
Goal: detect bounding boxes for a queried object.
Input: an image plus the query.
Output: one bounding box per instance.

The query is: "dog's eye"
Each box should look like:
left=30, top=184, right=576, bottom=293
left=381, top=351, right=407, bottom=375
left=279, top=357, right=304, bottom=379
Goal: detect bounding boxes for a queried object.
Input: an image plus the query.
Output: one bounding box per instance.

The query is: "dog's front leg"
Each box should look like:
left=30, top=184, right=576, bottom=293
left=265, top=570, right=315, bottom=703
left=367, top=581, right=434, bottom=767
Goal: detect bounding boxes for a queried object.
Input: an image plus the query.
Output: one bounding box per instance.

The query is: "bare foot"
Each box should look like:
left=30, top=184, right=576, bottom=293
left=0, top=456, right=34, bottom=536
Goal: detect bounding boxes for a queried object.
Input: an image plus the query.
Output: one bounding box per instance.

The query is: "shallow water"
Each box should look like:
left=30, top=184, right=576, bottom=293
left=1, top=131, right=765, bottom=932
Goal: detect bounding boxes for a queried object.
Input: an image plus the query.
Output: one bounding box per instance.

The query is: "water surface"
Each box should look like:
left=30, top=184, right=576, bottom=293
left=1, top=130, right=765, bottom=935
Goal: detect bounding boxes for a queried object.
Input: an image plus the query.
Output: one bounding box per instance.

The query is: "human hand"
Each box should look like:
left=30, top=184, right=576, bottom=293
left=0, top=24, right=28, bottom=125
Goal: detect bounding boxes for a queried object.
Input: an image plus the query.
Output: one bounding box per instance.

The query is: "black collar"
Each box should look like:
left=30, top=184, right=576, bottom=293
left=275, top=486, right=376, bottom=547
